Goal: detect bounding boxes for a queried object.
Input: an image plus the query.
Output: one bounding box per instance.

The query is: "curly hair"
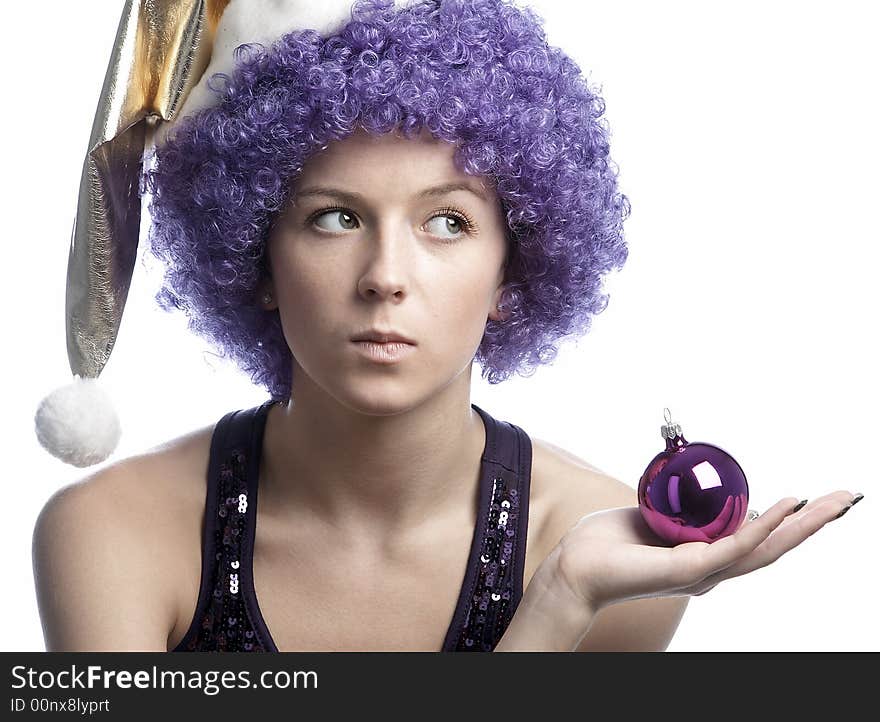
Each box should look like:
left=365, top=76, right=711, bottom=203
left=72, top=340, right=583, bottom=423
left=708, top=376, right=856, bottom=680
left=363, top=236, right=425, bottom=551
left=145, top=0, right=631, bottom=401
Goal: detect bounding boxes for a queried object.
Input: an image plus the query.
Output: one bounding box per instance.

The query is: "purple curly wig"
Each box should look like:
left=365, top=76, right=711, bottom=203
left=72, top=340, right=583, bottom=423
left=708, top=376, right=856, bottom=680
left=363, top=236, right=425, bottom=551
left=145, top=0, right=631, bottom=401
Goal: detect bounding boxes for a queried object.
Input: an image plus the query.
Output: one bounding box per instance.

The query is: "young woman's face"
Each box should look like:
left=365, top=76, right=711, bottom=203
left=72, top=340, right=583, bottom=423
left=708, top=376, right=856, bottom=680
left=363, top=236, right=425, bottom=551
left=265, top=126, right=509, bottom=413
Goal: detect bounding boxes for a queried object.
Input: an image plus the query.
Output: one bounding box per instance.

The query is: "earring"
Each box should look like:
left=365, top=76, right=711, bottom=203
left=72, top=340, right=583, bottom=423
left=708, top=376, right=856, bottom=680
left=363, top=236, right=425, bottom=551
left=262, top=292, right=272, bottom=304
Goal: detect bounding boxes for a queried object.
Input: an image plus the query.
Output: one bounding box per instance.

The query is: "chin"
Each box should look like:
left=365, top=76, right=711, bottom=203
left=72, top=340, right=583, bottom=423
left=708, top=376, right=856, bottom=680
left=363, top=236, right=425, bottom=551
left=341, top=395, right=419, bottom=417
left=299, top=353, right=467, bottom=416
left=330, top=378, right=424, bottom=417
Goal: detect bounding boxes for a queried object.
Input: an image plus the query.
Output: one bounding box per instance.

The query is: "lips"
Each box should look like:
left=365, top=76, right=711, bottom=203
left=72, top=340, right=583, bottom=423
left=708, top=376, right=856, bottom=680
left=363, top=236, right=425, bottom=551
left=350, top=329, right=416, bottom=345
left=351, top=339, right=416, bottom=364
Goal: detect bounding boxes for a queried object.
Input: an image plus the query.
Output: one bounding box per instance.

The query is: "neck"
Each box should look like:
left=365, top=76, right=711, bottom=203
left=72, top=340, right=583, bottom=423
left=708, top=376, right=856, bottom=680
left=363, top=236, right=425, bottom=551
left=259, top=367, right=487, bottom=546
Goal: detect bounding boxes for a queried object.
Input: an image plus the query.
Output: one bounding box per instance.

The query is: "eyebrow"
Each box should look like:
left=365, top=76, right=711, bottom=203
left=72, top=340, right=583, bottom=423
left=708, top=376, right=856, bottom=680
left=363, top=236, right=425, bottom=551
left=293, top=181, right=489, bottom=204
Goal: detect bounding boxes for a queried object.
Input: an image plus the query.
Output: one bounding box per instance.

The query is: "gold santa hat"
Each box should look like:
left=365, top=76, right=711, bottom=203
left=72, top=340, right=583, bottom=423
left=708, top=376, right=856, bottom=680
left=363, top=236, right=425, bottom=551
left=34, top=0, right=410, bottom=467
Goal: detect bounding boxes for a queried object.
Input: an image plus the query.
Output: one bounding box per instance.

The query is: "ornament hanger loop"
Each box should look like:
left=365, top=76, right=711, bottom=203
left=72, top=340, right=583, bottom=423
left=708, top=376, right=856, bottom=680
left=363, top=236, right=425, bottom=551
left=664, top=407, right=672, bottom=424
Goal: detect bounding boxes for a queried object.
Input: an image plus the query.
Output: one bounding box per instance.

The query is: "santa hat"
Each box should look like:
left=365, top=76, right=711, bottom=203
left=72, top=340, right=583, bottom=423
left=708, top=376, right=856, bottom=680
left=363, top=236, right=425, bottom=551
left=34, top=0, right=410, bottom=467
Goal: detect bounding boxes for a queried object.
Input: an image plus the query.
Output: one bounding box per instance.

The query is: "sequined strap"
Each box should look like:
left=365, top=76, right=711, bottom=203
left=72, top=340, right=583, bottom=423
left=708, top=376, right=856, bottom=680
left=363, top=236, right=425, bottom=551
left=443, top=405, right=533, bottom=652
left=170, top=404, right=271, bottom=652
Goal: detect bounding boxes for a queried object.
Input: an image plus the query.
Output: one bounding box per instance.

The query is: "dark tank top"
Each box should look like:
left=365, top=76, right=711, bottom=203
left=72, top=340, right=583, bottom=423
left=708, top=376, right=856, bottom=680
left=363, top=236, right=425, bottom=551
left=170, top=399, right=533, bottom=652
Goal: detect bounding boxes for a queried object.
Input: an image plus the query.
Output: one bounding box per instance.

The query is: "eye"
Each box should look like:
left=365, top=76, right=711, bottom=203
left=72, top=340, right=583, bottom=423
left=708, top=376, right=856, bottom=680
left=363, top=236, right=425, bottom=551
left=312, top=208, right=358, bottom=232
left=424, top=212, right=468, bottom=241
left=428, top=208, right=476, bottom=241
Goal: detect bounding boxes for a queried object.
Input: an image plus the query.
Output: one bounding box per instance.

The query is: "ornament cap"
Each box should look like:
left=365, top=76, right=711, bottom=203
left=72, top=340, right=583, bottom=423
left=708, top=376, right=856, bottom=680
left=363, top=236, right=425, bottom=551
left=660, top=407, right=683, bottom=440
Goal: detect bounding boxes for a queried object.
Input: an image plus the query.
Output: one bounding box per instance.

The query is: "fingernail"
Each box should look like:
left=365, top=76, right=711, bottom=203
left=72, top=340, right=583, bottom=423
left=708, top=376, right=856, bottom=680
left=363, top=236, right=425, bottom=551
left=835, top=505, right=851, bottom=520
left=851, top=493, right=864, bottom=506
left=792, top=499, right=808, bottom=513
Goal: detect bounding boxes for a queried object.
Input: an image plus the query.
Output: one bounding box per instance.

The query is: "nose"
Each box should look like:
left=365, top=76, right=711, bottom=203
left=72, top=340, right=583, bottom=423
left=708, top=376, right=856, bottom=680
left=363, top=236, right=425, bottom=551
left=356, top=225, right=412, bottom=302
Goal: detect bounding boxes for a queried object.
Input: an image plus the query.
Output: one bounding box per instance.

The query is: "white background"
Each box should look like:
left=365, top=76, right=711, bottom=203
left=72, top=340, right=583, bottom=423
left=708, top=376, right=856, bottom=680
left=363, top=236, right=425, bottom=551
left=2, top=0, right=876, bottom=651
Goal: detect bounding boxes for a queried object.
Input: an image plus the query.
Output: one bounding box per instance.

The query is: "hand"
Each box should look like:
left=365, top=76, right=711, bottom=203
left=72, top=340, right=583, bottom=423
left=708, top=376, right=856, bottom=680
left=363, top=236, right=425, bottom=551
left=552, top=490, right=860, bottom=614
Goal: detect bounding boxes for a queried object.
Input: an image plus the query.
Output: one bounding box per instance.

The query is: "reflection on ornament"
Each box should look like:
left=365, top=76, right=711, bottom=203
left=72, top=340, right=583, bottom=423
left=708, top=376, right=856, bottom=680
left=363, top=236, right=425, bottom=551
left=638, top=409, right=749, bottom=545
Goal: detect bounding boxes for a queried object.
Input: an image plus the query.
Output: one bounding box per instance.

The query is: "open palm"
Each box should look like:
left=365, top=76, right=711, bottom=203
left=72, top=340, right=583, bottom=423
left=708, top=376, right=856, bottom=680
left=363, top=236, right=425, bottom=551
left=554, top=490, right=858, bottom=613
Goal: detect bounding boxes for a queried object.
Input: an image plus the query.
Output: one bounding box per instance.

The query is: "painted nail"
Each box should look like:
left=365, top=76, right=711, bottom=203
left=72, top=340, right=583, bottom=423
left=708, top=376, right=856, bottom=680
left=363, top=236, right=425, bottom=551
left=835, top=505, right=851, bottom=520
left=851, top=493, right=864, bottom=506
left=792, top=499, right=808, bottom=513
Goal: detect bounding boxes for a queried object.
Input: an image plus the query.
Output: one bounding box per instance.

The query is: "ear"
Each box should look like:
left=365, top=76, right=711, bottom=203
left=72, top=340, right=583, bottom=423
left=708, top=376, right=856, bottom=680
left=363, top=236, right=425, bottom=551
left=256, top=277, right=278, bottom=311
left=488, top=283, right=510, bottom=323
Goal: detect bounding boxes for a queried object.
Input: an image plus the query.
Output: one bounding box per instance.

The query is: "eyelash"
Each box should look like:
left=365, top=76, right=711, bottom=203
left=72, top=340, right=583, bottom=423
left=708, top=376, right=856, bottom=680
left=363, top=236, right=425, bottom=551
left=305, top=205, right=478, bottom=242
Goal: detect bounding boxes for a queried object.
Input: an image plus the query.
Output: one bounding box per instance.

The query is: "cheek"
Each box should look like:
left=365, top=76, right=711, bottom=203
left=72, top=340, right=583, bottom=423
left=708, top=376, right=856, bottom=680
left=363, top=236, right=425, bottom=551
left=431, top=275, right=495, bottom=339
left=270, top=256, right=344, bottom=345
left=274, top=248, right=346, bottom=304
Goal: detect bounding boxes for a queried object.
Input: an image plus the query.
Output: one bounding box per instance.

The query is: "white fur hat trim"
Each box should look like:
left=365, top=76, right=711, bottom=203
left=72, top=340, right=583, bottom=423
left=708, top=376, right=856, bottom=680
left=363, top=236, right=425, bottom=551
left=156, top=0, right=411, bottom=145
left=34, top=375, right=121, bottom=468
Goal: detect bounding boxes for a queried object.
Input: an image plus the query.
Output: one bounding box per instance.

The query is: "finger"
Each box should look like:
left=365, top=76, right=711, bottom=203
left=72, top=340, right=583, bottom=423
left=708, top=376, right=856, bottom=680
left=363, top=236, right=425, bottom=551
left=774, top=490, right=857, bottom=523
left=671, top=496, right=801, bottom=586
left=743, top=490, right=856, bottom=522
left=741, top=499, right=802, bottom=527
left=742, top=490, right=857, bottom=533
left=692, top=583, right=717, bottom=597
left=689, top=497, right=851, bottom=592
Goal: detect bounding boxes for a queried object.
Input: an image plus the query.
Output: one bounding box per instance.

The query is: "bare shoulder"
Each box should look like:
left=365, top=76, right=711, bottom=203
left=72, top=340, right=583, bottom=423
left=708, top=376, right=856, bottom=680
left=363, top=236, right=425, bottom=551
left=37, top=421, right=215, bottom=542
left=530, top=436, right=636, bottom=542
left=529, top=436, right=689, bottom=652
left=32, top=424, right=215, bottom=651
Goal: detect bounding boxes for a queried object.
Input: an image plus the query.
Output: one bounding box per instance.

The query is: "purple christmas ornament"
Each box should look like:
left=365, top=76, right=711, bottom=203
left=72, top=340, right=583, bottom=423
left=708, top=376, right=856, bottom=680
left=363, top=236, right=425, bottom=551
left=638, top=409, right=749, bottom=544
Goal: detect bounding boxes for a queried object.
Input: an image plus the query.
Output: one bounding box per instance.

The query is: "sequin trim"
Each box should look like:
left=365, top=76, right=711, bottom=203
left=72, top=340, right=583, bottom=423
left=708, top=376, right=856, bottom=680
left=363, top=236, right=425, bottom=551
left=448, top=474, right=523, bottom=652
left=178, top=447, right=267, bottom=652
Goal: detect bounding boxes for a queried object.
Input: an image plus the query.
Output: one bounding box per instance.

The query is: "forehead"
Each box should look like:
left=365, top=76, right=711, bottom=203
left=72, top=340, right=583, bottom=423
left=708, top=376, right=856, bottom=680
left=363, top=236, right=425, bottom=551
left=293, top=126, right=495, bottom=202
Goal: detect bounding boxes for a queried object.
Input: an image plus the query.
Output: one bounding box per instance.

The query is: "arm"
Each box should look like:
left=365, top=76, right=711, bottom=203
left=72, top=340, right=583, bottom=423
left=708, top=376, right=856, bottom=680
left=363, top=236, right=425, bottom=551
left=494, top=546, right=596, bottom=652
left=571, top=477, right=690, bottom=652
left=494, top=551, right=689, bottom=652
left=32, top=467, right=177, bottom=651
left=574, top=596, right=689, bottom=652
left=498, top=447, right=691, bottom=652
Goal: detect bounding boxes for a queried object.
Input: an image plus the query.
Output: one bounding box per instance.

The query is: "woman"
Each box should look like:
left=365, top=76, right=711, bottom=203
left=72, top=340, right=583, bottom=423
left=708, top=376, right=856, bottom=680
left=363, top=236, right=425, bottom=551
left=32, top=0, right=857, bottom=652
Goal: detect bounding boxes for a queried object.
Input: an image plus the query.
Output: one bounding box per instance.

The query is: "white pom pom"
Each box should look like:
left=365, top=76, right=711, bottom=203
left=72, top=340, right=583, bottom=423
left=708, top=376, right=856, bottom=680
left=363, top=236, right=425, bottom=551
left=34, top=375, right=121, bottom=468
